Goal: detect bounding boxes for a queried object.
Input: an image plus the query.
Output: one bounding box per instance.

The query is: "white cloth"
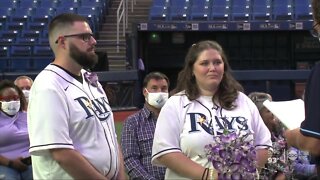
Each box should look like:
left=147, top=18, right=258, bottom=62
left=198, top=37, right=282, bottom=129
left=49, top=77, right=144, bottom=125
left=28, top=64, right=120, bottom=179
left=152, top=91, right=272, bottom=179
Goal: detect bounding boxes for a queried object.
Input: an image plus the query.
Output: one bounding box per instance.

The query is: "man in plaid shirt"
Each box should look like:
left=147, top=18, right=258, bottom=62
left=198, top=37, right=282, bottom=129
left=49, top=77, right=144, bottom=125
left=121, top=72, right=169, bottom=180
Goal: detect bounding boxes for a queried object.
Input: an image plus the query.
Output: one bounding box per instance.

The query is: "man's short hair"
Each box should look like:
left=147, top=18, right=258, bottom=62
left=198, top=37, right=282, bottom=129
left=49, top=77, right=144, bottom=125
left=143, top=72, right=169, bottom=88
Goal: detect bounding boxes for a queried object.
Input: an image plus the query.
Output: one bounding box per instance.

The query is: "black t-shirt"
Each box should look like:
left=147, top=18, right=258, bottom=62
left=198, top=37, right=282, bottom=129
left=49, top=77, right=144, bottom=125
left=300, top=62, right=320, bottom=139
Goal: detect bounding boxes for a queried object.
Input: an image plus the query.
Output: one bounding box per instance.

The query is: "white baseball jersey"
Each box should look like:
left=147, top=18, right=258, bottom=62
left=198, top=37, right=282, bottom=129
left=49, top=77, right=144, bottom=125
left=151, top=91, right=272, bottom=179
left=28, top=64, right=120, bottom=179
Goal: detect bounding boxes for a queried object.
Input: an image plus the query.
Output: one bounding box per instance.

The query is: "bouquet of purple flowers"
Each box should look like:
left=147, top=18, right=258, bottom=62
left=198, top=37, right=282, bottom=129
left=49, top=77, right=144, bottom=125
left=204, top=130, right=257, bottom=179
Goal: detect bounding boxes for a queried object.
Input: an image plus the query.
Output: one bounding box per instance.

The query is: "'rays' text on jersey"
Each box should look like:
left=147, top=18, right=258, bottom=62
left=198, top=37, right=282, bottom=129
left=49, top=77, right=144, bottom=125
left=75, top=96, right=111, bottom=121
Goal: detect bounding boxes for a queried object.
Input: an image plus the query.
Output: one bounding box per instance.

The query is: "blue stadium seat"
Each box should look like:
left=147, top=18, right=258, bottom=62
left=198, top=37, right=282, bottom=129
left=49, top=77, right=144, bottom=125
left=33, top=58, right=52, bottom=70
left=16, top=37, right=37, bottom=45
left=21, top=30, right=41, bottom=38
left=0, top=46, right=9, bottom=57
left=59, top=0, right=80, bottom=8
left=252, top=5, right=271, bottom=21
left=10, top=58, right=32, bottom=71
left=0, top=8, right=13, bottom=23
left=33, top=45, right=53, bottom=56
left=152, top=0, right=169, bottom=6
left=192, top=0, right=211, bottom=7
left=251, top=0, right=271, bottom=21
left=10, top=46, right=32, bottom=56
left=210, top=5, right=229, bottom=21
left=0, top=38, right=14, bottom=44
left=149, top=6, right=168, bottom=21
left=55, top=7, right=77, bottom=16
left=27, top=22, right=46, bottom=31
left=2, top=0, right=18, bottom=8
left=190, top=5, right=210, bottom=21
left=168, top=6, right=189, bottom=21
left=168, top=0, right=190, bottom=21
left=272, top=0, right=293, bottom=20
left=0, top=30, right=20, bottom=39
left=231, top=6, right=250, bottom=21
left=38, top=37, right=49, bottom=45
left=38, top=0, right=59, bottom=8
left=0, top=59, right=8, bottom=72
left=81, top=0, right=106, bottom=7
left=6, top=22, right=25, bottom=31
left=32, top=7, right=54, bottom=23
left=9, top=8, right=34, bottom=23
left=170, top=0, right=189, bottom=7
left=18, top=0, right=39, bottom=8
left=294, top=1, right=312, bottom=20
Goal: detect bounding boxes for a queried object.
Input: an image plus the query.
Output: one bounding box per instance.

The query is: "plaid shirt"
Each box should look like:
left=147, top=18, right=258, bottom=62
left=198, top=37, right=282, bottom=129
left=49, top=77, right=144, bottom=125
left=121, top=105, right=166, bottom=180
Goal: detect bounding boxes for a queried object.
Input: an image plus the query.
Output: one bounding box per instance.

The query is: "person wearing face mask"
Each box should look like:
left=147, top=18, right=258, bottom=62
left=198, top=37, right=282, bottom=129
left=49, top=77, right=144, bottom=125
left=0, top=80, right=32, bottom=180
left=14, top=76, right=33, bottom=109
left=121, top=71, right=169, bottom=180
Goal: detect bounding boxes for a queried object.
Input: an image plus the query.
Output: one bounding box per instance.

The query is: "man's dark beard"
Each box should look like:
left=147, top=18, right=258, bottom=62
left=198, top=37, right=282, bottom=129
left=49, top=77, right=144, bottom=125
left=69, top=43, right=98, bottom=69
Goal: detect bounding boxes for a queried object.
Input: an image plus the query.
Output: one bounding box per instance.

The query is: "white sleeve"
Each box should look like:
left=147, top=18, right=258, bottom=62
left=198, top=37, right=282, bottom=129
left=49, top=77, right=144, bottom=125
left=28, top=80, right=73, bottom=156
left=151, top=96, right=184, bottom=166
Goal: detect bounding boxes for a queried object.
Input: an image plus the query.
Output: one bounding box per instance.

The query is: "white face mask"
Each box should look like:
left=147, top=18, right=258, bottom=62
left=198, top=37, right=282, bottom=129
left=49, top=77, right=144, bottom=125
left=1, top=100, right=20, bottom=116
left=145, top=89, right=169, bottom=109
left=22, top=90, right=30, bottom=102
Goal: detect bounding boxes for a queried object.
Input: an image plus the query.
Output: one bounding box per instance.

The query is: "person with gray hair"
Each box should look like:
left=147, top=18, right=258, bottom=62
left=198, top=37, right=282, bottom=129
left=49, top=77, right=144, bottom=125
left=14, top=76, right=33, bottom=106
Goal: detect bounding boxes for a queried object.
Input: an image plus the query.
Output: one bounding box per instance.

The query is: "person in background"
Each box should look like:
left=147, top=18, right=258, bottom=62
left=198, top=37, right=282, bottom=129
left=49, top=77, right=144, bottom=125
left=14, top=76, right=33, bottom=108
left=27, top=13, right=125, bottom=179
left=249, top=92, right=317, bottom=179
left=151, top=40, right=272, bottom=179
left=0, top=80, right=32, bottom=180
left=121, top=71, right=169, bottom=180
left=284, top=1, right=320, bottom=176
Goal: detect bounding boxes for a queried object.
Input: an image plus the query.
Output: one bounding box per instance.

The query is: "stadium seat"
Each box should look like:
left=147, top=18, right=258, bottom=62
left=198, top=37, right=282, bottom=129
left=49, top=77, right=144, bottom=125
left=0, top=38, right=13, bottom=45
left=272, top=0, right=293, bottom=20
left=27, top=22, right=46, bottom=31
left=9, top=8, right=34, bottom=23
left=10, top=58, right=32, bottom=71
left=152, top=0, right=169, bottom=6
left=231, top=5, right=250, bottom=21
left=38, top=0, right=59, bottom=8
left=2, top=0, right=18, bottom=8
left=33, top=58, right=52, bottom=70
left=21, top=30, right=41, bottom=38
left=18, top=0, right=39, bottom=8
left=10, top=46, right=32, bottom=56
left=38, top=37, right=49, bottom=45
left=55, top=7, right=77, bottom=16
left=32, top=7, right=54, bottom=23
left=0, top=59, right=8, bottom=72
left=251, top=0, right=271, bottom=21
left=0, top=46, right=9, bottom=57
left=6, top=22, right=24, bottom=31
left=33, top=45, right=53, bottom=56
left=168, top=6, right=189, bottom=21
left=149, top=6, right=168, bottom=21
left=16, top=37, right=37, bottom=45
left=190, top=5, right=210, bottom=21
left=59, top=0, right=80, bottom=8
left=294, top=1, right=312, bottom=20
left=0, top=8, right=13, bottom=23
left=210, top=6, right=229, bottom=21
left=0, top=30, right=20, bottom=39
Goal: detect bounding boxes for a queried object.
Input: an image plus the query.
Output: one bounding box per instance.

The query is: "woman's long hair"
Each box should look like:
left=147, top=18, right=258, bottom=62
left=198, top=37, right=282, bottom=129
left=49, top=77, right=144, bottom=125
left=171, top=40, right=243, bottom=110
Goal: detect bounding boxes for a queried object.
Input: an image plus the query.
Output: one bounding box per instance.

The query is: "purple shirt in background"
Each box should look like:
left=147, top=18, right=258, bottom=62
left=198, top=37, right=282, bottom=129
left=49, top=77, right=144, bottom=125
left=0, top=111, right=30, bottom=159
left=121, top=106, right=166, bottom=180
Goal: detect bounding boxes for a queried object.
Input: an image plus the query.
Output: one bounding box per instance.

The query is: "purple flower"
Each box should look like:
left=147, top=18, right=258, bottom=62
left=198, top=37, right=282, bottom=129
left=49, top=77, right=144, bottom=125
left=84, top=71, right=99, bottom=87
left=205, top=130, right=257, bottom=179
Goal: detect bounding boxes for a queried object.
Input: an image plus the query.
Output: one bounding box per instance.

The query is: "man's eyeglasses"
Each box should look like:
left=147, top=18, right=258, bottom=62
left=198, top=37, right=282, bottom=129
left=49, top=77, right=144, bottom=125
left=310, top=22, right=320, bottom=38
left=55, top=33, right=94, bottom=44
